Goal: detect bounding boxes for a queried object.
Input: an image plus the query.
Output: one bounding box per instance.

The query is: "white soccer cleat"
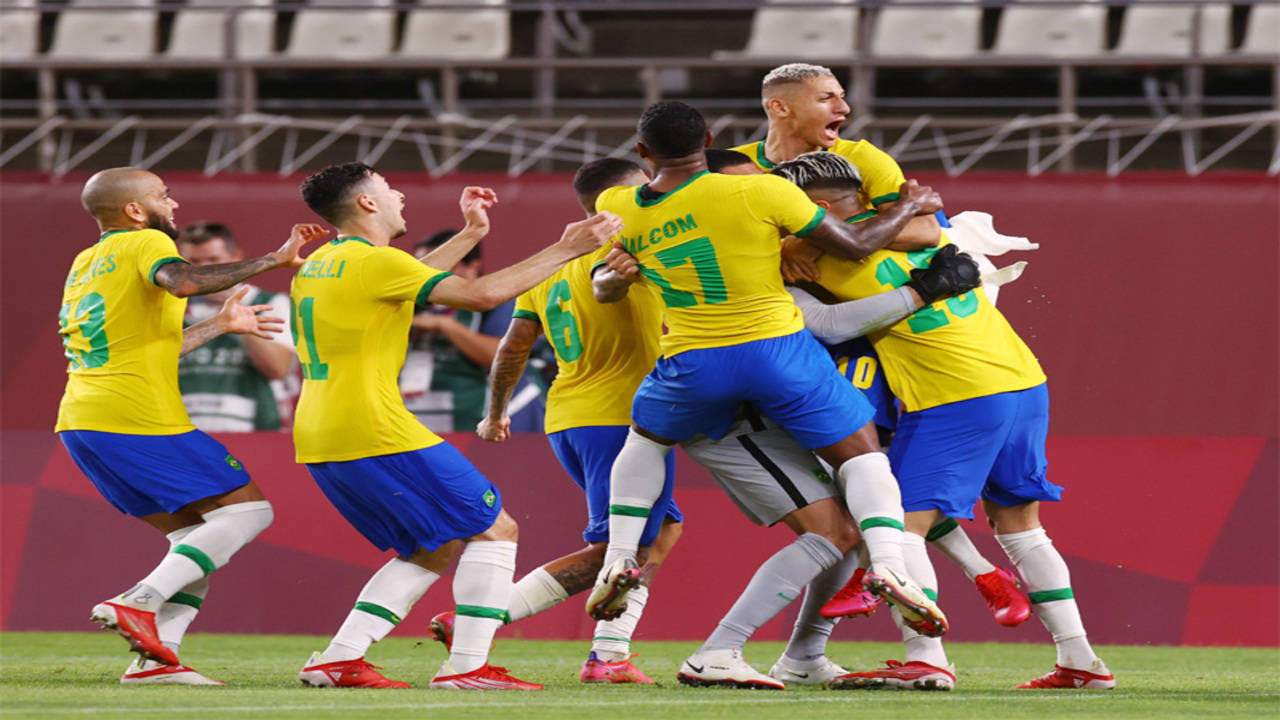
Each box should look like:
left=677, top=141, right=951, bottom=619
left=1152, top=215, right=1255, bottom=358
left=863, top=565, right=949, bottom=637
left=677, top=648, right=785, bottom=690
left=768, top=653, right=849, bottom=686
left=585, top=557, right=642, bottom=621
left=120, top=657, right=224, bottom=685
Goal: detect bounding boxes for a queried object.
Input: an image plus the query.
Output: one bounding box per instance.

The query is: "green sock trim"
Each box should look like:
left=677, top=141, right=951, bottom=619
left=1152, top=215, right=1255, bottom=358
left=593, top=636, right=630, bottom=643
left=923, top=588, right=939, bottom=602
left=456, top=605, right=511, bottom=624
left=354, top=601, right=401, bottom=625
left=166, top=592, right=204, bottom=610
left=926, top=517, right=959, bottom=542
left=608, top=504, right=651, bottom=518
left=1028, top=588, right=1075, bottom=604
left=859, top=517, right=905, bottom=532
left=172, top=544, right=216, bottom=576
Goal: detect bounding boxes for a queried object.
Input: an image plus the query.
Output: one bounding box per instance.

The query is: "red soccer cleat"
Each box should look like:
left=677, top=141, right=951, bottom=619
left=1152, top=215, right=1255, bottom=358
left=430, top=663, right=542, bottom=690
left=1016, top=663, right=1116, bottom=690
left=580, top=652, right=655, bottom=684
left=121, top=658, right=224, bottom=685
left=298, top=653, right=410, bottom=689
left=829, top=660, right=956, bottom=691
left=820, top=567, right=885, bottom=619
left=429, top=611, right=456, bottom=651
left=90, top=599, right=180, bottom=666
left=974, top=568, right=1031, bottom=627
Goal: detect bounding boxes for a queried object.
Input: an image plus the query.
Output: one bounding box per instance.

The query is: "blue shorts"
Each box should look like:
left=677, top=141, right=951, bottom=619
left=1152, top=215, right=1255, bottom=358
left=632, top=330, right=874, bottom=449
left=305, top=443, right=501, bottom=557
left=548, top=425, right=683, bottom=545
left=889, top=383, right=1063, bottom=519
left=826, top=336, right=899, bottom=432
left=59, top=429, right=251, bottom=517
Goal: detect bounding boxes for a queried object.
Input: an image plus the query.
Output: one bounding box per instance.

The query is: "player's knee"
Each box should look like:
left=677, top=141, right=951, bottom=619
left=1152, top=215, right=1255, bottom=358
left=482, top=510, right=519, bottom=542
left=825, top=521, right=859, bottom=554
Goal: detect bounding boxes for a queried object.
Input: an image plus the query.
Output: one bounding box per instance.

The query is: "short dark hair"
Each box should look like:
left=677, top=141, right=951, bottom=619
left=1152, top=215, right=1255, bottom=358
left=705, top=149, right=755, bottom=173
left=178, top=221, right=236, bottom=252
left=771, top=151, right=863, bottom=193
left=415, top=228, right=480, bottom=264
left=300, top=162, right=374, bottom=224
left=573, top=158, right=646, bottom=199
left=637, top=101, right=707, bottom=159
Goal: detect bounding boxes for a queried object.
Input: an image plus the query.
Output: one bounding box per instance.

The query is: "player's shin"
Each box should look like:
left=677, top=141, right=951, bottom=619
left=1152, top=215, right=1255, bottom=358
left=927, top=517, right=996, bottom=580
left=508, top=566, right=570, bottom=623
left=591, top=585, right=648, bottom=661
left=783, top=547, right=859, bottom=662
left=898, top=533, right=948, bottom=668
left=702, top=533, right=842, bottom=652
left=996, top=528, right=1101, bottom=670
left=837, top=453, right=907, bottom=575
left=449, top=541, right=517, bottom=674
left=603, top=429, right=671, bottom=567
left=323, top=558, right=440, bottom=662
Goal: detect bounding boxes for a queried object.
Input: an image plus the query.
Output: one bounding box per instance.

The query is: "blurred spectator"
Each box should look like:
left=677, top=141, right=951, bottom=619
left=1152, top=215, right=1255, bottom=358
left=401, top=229, right=546, bottom=433
left=177, top=222, right=298, bottom=432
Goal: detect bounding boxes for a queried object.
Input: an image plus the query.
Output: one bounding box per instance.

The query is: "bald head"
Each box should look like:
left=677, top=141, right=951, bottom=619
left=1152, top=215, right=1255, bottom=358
left=81, top=167, right=180, bottom=238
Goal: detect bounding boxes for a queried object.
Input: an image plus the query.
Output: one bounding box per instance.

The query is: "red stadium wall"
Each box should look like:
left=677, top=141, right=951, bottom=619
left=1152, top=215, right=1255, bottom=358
left=2, top=172, right=1276, bottom=647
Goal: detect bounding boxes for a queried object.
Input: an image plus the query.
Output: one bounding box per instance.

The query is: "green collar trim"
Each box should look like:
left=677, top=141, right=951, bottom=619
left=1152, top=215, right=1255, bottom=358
left=755, top=143, right=776, bottom=170
left=332, top=236, right=373, bottom=247
left=97, top=229, right=130, bottom=244
left=635, top=171, right=708, bottom=208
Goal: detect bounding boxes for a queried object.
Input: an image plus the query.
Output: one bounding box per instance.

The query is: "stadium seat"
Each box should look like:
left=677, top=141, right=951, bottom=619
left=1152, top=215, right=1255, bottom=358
left=401, top=0, right=509, bottom=60
left=870, top=0, right=982, bottom=58
left=0, top=0, right=40, bottom=61
left=167, top=0, right=275, bottom=59
left=284, top=0, right=395, bottom=60
left=992, top=1, right=1108, bottom=57
left=1112, top=2, right=1232, bottom=56
left=48, top=0, right=157, bottom=60
left=712, top=0, right=858, bottom=58
left=1238, top=3, right=1280, bottom=55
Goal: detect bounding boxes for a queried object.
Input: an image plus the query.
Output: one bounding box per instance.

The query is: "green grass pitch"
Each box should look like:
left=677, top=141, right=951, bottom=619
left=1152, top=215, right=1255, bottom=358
left=1, top=632, right=1276, bottom=719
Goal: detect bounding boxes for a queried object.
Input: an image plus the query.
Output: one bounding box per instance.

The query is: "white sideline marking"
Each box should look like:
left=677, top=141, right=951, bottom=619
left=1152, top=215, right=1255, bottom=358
left=7, top=693, right=1280, bottom=715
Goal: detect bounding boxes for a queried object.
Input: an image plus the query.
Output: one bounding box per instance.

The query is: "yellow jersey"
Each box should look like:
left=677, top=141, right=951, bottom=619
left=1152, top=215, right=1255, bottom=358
left=730, top=137, right=906, bottom=210
left=595, top=171, right=824, bottom=357
left=815, top=236, right=1046, bottom=412
left=290, top=238, right=453, bottom=463
left=513, top=247, right=663, bottom=434
left=55, top=229, right=194, bottom=434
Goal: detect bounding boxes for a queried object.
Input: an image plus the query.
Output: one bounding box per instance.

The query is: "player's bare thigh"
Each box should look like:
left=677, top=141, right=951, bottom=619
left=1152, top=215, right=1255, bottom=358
left=983, top=499, right=1041, bottom=534
left=811, top=421, right=883, bottom=471
left=778, top=496, right=860, bottom=554
left=183, top=479, right=269, bottom=515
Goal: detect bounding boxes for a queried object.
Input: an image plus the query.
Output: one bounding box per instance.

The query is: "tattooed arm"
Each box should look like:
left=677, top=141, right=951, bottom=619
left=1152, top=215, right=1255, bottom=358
left=180, top=286, right=285, bottom=357
left=476, top=316, right=544, bottom=442
left=156, top=223, right=328, bottom=298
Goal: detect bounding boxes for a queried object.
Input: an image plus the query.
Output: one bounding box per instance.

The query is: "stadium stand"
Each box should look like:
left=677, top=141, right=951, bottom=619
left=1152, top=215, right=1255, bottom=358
left=869, top=0, right=984, bottom=58
left=713, top=0, right=859, bottom=58
left=166, top=0, right=276, bottom=60
left=1112, top=1, right=1233, bottom=55
left=401, top=0, right=511, bottom=60
left=48, top=0, right=157, bottom=59
left=0, top=0, right=38, bottom=61
left=284, top=0, right=396, bottom=59
left=992, top=1, right=1108, bottom=57
left=1240, top=2, right=1280, bottom=54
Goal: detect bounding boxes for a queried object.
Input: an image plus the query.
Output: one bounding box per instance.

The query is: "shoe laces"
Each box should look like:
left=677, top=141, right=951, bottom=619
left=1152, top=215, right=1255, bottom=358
left=830, top=580, right=864, bottom=603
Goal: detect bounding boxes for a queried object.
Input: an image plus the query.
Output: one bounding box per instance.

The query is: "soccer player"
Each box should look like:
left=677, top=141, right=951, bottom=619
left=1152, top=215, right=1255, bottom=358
left=291, top=163, right=619, bottom=690
left=470, top=158, right=684, bottom=685
left=59, top=167, right=324, bottom=684
left=734, top=62, right=1030, bottom=627
left=773, top=151, right=1114, bottom=691
left=585, top=101, right=949, bottom=676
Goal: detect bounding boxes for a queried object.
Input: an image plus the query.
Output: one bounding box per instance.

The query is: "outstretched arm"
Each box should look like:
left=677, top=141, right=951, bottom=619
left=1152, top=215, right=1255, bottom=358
left=420, top=186, right=498, bottom=270
left=180, top=286, right=285, bottom=357
left=477, top=316, right=543, bottom=442
left=157, top=223, right=328, bottom=298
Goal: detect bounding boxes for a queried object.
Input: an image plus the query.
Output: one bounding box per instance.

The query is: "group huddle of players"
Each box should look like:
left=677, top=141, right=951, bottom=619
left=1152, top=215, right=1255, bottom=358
left=56, top=62, right=1113, bottom=692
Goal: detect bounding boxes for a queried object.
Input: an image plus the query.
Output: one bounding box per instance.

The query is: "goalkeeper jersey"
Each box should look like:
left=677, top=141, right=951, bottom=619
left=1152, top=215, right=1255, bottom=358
left=290, top=237, right=453, bottom=463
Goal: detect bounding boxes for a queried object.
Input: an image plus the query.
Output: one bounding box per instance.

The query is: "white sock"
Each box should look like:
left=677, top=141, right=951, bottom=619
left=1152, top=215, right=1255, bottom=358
left=898, top=532, right=948, bottom=668
left=322, top=558, right=440, bottom=662
left=592, top=585, right=648, bottom=661
left=136, top=501, right=273, bottom=601
left=783, top=546, right=858, bottom=662
left=156, top=526, right=208, bottom=653
left=927, top=517, right=996, bottom=581
left=508, top=566, right=570, bottom=623
left=996, top=527, right=1099, bottom=670
left=838, top=453, right=906, bottom=575
left=604, top=430, right=671, bottom=568
left=449, top=541, right=517, bottom=674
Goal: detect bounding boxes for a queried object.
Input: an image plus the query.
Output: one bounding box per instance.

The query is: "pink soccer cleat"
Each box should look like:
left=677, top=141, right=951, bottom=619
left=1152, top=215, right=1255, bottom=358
left=430, top=663, right=542, bottom=690
left=580, top=652, right=655, bottom=684
left=585, top=558, right=642, bottom=621
left=90, top=599, right=180, bottom=666
left=820, top=568, right=885, bottom=619
left=829, top=660, right=956, bottom=691
left=974, top=568, right=1031, bottom=627
left=298, top=652, right=410, bottom=689
left=1016, top=663, right=1115, bottom=690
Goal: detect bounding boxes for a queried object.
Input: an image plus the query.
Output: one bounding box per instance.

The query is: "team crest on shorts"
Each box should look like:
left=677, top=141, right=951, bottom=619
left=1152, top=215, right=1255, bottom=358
left=482, top=489, right=496, bottom=507
left=224, top=454, right=243, bottom=471
left=813, top=468, right=833, bottom=485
